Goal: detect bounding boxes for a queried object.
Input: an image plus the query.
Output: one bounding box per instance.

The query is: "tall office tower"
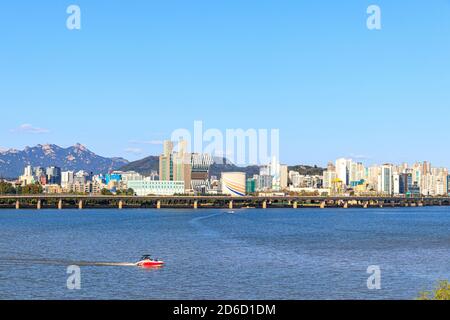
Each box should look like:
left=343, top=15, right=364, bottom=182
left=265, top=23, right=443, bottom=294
left=280, top=164, right=288, bottom=189
left=177, top=139, right=193, bottom=192
left=173, top=152, right=192, bottom=191
left=46, top=166, right=62, bottom=185
left=335, top=158, right=349, bottom=186
left=159, top=140, right=174, bottom=181
left=378, top=164, right=393, bottom=195
left=160, top=139, right=214, bottom=193
left=163, top=140, right=174, bottom=156
left=399, top=173, right=413, bottom=195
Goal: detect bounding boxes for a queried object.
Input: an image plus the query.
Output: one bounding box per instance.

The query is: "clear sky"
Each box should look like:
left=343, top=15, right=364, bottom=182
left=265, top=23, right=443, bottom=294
left=1, top=1, right=450, bottom=167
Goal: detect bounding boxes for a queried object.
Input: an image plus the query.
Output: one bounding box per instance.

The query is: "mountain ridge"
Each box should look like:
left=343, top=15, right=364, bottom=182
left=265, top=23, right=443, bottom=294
left=0, top=144, right=129, bottom=179
left=0, top=144, right=325, bottom=179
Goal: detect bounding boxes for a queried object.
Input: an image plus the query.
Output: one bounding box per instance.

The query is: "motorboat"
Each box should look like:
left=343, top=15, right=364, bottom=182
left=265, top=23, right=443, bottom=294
left=135, top=255, right=164, bottom=268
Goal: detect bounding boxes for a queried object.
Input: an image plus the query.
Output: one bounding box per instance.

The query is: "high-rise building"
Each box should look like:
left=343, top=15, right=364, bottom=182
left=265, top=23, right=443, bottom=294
left=335, top=158, right=349, bottom=186
left=280, top=164, right=288, bottom=189
left=159, top=141, right=174, bottom=181
left=393, top=173, right=400, bottom=195
left=322, top=170, right=336, bottom=189
left=257, top=175, right=273, bottom=191
left=61, top=171, right=75, bottom=187
left=46, top=166, right=62, bottom=185
left=399, top=173, right=413, bottom=195
left=378, top=164, right=393, bottom=195
left=159, top=139, right=213, bottom=193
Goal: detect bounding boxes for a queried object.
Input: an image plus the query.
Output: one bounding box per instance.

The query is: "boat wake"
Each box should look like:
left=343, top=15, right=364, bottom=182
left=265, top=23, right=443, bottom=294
left=0, top=257, right=137, bottom=267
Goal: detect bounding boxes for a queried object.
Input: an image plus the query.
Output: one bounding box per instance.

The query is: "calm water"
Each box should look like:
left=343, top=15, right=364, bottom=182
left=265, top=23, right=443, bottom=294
left=1, top=207, right=450, bottom=300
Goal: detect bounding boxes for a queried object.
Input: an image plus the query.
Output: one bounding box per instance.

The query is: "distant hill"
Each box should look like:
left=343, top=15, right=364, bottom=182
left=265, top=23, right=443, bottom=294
left=0, top=144, right=129, bottom=179
left=209, top=157, right=260, bottom=178
left=120, top=155, right=324, bottom=178
left=119, top=156, right=159, bottom=176
left=288, top=165, right=324, bottom=176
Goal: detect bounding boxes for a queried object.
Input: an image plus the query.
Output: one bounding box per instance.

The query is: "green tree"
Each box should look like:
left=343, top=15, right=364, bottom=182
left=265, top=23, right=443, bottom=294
left=101, top=188, right=113, bottom=195
left=418, top=280, right=450, bottom=300
left=0, top=181, right=16, bottom=194
left=116, top=188, right=135, bottom=196
left=20, top=183, right=43, bottom=195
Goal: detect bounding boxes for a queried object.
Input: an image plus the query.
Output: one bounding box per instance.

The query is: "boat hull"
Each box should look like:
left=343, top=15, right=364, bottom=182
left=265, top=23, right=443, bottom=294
left=136, top=260, right=165, bottom=268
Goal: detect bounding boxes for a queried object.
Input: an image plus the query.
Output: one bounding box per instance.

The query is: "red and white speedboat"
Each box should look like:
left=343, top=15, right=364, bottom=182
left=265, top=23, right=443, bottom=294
left=136, top=255, right=165, bottom=268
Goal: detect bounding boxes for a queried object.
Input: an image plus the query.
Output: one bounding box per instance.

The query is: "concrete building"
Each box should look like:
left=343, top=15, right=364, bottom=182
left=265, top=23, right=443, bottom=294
left=61, top=171, right=74, bottom=188
left=46, top=166, right=61, bottom=185
left=335, top=158, right=349, bottom=186
left=128, top=179, right=185, bottom=196
left=190, top=153, right=213, bottom=193
left=257, top=175, right=273, bottom=191
left=280, top=164, right=288, bottom=189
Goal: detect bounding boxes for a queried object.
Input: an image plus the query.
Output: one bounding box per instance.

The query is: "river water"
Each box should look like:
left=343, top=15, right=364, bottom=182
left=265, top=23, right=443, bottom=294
left=0, top=207, right=449, bottom=300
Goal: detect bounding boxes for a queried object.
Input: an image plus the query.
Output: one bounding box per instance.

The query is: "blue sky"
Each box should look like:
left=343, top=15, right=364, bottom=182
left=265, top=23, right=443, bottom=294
left=1, top=1, right=450, bottom=166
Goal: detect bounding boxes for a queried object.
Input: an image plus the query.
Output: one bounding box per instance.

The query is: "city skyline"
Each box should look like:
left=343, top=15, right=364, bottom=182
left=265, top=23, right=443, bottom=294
left=11, top=152, right=450, bottom=198
left=0, top=141, right=448, bottom=169
left=1, top=1, right=450, bottom=167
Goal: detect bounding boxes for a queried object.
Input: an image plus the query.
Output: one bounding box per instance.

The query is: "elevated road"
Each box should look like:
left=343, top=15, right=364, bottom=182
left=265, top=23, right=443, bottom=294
left=0, top=195, right=449, bottom=209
